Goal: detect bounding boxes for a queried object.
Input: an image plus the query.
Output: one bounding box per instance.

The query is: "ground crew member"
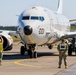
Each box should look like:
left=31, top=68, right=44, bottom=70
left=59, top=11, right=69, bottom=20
left=0, top=36, right=3, bottom=65
left=57, top=39, right=68, bottom=69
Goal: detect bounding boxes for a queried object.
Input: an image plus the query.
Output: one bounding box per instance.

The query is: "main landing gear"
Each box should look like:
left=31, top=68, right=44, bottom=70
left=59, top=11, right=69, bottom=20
left=20, top=44, right=37, bottom=58
left=68, top=38, right=76, bottom=56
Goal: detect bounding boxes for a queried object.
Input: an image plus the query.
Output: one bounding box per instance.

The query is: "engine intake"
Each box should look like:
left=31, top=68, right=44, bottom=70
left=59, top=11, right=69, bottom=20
left=2, top=36, right=12, bottom=51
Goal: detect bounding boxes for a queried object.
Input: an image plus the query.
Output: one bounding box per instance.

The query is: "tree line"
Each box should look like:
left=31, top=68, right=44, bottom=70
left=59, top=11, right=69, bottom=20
left=0, top=26, right=17, bottom=31
left=71, top=23, right=76, bottom=31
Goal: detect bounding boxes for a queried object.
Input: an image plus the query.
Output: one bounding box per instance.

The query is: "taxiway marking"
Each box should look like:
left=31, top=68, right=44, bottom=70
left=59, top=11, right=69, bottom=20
left=14, top=60, right=46, bottom=68
left=14, top=59, right=64, bottom=70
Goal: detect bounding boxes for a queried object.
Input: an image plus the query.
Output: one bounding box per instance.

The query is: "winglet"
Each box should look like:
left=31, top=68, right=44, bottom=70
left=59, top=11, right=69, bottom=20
left=57, top=0, right=63, bottom=14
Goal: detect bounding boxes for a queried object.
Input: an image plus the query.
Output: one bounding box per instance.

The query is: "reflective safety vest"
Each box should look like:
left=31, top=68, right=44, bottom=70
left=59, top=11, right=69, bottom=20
left=0, top=42, right=3, bottom=52
left=59, top=44, right=67, bottom=50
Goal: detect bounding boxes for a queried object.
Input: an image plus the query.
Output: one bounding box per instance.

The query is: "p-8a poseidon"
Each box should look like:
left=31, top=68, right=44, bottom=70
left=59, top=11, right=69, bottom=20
left=9, top=0, right=76, bottom=58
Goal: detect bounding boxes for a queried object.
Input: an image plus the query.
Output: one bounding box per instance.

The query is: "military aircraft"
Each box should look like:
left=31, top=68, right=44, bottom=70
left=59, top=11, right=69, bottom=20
left=1, top=0, right=76, bottom=58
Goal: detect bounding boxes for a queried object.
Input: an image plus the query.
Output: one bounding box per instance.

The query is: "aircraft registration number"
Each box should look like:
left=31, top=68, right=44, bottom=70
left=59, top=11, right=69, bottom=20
left=39, top=28, right=44, bottom=34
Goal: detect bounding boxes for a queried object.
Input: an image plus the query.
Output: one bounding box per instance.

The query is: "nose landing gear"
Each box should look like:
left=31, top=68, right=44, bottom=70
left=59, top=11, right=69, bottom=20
left=20, top=44, right=37, bottom=58
left=29, top=50, right=37, bottom=58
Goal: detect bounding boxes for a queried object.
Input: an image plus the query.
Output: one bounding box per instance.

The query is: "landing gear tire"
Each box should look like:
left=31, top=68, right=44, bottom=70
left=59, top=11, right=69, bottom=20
left=68, top=44, right=72, bottom=56
left=20, top=46, right=25, bottom=55
left=29, top=51, right=37, bottom=58
left=68, top=49, right=72, bottom=56
left=28, top=50, right=30, bottom=55
left=29, top=51, right=34, bottom=58
left=34, top=51, right=37, bottom=58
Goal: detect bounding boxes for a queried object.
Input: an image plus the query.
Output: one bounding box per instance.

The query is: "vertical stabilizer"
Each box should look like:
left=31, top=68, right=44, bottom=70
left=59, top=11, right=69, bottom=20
left=57, top=0, right=63, bottom=14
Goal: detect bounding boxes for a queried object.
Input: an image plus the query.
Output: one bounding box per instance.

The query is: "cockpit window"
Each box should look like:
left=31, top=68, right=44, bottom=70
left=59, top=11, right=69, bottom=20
left=39, top=17, right=44, bottom=21
left=31, top=16, right=38, bottom=20
left=22, top=16, right=44, bottom=21
left=22, top=16, right=30, bottom=20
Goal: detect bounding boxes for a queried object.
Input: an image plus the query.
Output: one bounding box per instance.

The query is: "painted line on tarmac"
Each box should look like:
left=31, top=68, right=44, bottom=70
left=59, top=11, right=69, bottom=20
left=14, top=60, right=65, bottom=70
left=14, top=60, right=47, bottom=68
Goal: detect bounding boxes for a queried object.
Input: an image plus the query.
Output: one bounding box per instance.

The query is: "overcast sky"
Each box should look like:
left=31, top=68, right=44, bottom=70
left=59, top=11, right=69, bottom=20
left=0, top=0, right=76, bottom=26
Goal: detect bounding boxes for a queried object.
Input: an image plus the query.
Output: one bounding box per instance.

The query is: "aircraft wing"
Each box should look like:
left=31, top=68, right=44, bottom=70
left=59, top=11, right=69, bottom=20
left=69, top=19, right=76, bottom=25
left=0, top=30, right=19, bottom=38
left=69, top=19, right=76, bottom=22
left=51, top=31, right=76, bottom=44
left=63, top=32, right=76, bottom=38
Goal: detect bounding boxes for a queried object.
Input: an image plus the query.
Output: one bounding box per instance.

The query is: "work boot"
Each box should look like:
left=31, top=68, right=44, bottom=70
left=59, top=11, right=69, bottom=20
left=65, top=66, right=68, bottom=69
left=58, top=66, right=61, bottom=68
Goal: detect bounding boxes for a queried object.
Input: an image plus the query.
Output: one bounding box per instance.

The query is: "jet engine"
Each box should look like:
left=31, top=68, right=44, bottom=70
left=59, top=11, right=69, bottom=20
left=0, top=33, right=13, bottom=51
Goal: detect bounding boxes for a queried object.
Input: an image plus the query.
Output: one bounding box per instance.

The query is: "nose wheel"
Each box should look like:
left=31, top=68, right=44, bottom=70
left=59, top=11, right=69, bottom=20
left=20, top=45, right=37, bottom=58
left=20, top=46, right=25, bottom=55
left=29, top=50, right=37, bottom=58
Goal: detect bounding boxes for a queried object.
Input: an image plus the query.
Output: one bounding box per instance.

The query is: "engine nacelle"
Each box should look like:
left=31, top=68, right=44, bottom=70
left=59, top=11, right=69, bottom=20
left=0, top=33, right=13, bottom=51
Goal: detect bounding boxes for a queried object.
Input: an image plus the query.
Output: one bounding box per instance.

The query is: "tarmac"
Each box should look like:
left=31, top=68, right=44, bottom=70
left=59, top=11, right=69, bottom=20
left=0, top=42, right=76, bottom=75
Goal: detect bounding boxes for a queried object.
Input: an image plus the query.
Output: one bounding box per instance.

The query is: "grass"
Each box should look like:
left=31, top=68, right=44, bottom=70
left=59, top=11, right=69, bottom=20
left=11, top=36, right=21, bottom=42
left=71, top=25, right=76, bottom=31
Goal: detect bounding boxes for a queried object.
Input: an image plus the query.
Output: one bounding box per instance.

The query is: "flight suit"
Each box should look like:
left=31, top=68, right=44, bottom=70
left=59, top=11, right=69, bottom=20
left=0, top=42, right=3, bottom=65
left=57, top=42, right=68, bottom=68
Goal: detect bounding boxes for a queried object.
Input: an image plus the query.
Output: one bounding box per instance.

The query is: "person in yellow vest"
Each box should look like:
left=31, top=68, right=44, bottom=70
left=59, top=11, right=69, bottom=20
left=0, top=36, right=3, bottom=65
left=57, top=39, right=68, bottom=69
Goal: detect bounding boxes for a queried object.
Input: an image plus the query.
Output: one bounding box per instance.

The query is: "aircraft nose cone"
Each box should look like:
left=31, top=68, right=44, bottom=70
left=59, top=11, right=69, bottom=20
left=24, top=26, right=33, bottom=35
